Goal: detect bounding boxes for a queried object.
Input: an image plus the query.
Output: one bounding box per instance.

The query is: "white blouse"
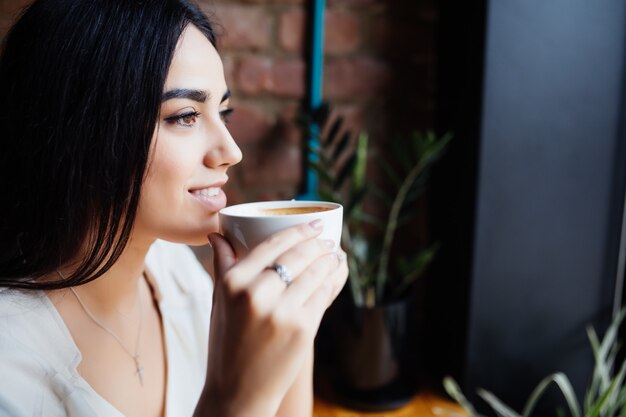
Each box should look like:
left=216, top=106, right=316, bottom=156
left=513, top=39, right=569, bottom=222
left=0, top=240, right=213, bottom=416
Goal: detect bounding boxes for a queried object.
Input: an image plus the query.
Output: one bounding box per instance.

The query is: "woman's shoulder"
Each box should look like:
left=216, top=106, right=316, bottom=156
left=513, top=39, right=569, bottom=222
left=0, top=290, right=79, bottom=416
left=0, top=289, right=79, bottom=366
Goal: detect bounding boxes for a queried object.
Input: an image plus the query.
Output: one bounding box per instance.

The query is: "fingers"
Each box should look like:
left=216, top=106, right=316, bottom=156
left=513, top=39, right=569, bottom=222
left=244, top=238, right=335, bottom=310
left=325, top=251, right=349, bottom=307
left=300, top=250, right=348, bottom=328
left=279, top=251, right=341, bottom=308
left=226, top=220, right=324, bottom=289
left=209, top=233, right=237, bottom=284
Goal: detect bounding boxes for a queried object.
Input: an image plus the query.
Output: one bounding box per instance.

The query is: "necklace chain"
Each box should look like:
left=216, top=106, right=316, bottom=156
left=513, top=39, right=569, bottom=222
left=64, top=274, right=145, bottom=386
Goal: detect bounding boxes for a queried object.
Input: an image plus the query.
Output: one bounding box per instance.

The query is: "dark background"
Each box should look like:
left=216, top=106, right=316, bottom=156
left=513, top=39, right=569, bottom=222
left=429, top=0, right=626, bottom=411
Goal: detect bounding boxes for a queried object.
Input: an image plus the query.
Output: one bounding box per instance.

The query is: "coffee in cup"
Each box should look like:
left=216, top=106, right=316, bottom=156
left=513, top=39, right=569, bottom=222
left=219, top=200, right=343, bottom=257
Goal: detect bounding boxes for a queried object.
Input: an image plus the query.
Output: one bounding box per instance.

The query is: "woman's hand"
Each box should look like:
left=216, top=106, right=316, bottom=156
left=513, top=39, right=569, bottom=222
left=195, top=220, right=348, bottom=417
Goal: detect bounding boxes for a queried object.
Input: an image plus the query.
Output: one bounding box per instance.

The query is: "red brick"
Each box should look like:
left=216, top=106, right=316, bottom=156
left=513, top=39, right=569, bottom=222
left=211, top=4, right=270, bottom=51
left=276, top=102, right=305, bottom=144
left=227, top=103, right=274, bottom=145
left=324, top=10, right=361, bottom=54
left=278, top=9, right=305, bottom=53
left=236, top=56, right=273, bottom=95
left=240, top=145, right=302, bottom=186
left=270, top=59, right=306, bottom=98
left=370, top=16, right=392, bottom=53
left=327, top=0, right=386, bottom=12
left=280, top=9, right=361, bottom=55
left=323, top=57, right=390, bottom=100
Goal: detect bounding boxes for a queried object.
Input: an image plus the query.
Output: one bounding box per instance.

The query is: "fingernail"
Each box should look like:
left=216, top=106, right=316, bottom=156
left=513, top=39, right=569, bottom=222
left=309, top=219, right=323, bottom=230
left=323, top=239, right=335, bottom=248
left=207, top=235, right=214, bottom=248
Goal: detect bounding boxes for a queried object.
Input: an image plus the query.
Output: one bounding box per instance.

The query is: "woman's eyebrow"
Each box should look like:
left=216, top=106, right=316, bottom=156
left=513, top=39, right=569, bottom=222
left=161, top=88, right=209, bottom=103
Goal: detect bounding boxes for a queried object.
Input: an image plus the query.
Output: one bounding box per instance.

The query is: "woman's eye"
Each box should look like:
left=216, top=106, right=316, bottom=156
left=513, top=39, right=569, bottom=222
left=220, top=108, right=234, bottom=125
left=165, top=111, right=200, bottom=127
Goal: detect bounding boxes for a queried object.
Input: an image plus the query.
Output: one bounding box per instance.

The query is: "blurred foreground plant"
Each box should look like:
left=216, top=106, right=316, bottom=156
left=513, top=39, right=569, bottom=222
left=441, top=310, right=626, bottom=417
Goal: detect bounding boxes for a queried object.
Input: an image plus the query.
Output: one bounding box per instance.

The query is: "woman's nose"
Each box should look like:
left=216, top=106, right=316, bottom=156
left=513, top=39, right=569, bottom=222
left=203, top=123, right=242, bottom=168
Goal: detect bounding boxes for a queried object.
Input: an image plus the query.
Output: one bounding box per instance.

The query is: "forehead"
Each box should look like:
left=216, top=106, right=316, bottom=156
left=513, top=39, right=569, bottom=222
left=164, top=25, right=225, bottom=94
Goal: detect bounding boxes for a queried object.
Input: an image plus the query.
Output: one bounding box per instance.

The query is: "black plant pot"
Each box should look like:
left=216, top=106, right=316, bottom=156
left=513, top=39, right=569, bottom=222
left=315, top=287, right=422, bottom=411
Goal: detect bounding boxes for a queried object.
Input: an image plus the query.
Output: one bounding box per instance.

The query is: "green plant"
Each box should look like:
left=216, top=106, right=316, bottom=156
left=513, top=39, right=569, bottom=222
left=441, top=310, right=626, bottom=417
left=303, top=105, right=452, bottom=306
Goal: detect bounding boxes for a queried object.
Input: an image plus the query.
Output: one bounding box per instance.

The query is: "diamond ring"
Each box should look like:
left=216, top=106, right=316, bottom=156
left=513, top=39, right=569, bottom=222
left=268, top=263, right=294, bottom=287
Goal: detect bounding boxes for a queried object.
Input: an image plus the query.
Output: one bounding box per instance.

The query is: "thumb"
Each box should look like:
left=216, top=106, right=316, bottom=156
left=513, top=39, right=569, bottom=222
left=208, top=233, right=237, bottom=283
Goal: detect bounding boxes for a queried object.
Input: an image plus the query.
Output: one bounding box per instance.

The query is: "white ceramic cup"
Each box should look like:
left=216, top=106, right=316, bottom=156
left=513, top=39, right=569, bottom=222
left=219, top=200, right=343, bottom=257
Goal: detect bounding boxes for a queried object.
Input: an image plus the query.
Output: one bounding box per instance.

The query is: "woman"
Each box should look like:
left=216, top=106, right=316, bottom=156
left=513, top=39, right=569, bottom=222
left=0, top=0, right=348, bottom=416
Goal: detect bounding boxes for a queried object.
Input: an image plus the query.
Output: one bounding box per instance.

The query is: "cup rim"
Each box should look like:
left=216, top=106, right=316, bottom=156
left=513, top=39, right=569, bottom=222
left=219, top=200, right=342, bottom=218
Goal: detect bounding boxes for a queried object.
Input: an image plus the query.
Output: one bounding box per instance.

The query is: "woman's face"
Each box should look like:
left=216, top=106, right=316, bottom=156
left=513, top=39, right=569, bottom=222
left=135, top=25, right=242, bottom=245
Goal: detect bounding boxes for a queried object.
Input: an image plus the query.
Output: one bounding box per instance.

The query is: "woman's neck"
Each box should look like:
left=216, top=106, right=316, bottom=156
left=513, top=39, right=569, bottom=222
left=56, top=234, right=155, bottom=316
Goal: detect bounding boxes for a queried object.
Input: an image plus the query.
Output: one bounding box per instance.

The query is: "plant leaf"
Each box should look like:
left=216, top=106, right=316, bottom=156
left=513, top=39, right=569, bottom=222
left=313, top=102, right=331, bottom=126
left=333, top=153, right=356, bottom=191
left=368, top=183, right=394, bottom=208
left=331, top=131, right=352, bottom=162
left=392, top=138, right=415, bottom=173
left=352, top=133, right=368, bottom=190
left=318, top=189, right=336, bottom=204
left=345, top=186, right=368, bottom=219
left=442, top=377, right=480, bottom=417
left=391, top=246, right=438, bottom=299
left=477, top=389, right=522, bottom=417
left=520, top=373, right=581, bottom=417
left=377, top=155, right=403, bottom=188
left=309, top=161, right=334, bottom=187
left=585, top=378, right=619, bottom=417
left=323, top=115, right=343, bottom=145
left=350, top=208, right=385, bottom=230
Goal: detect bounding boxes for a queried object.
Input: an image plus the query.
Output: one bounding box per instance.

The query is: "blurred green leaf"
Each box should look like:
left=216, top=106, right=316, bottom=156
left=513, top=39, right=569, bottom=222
left=443, top=377, right=481, bottom=417
left=331, top=131, right=352, bottom=161
left=333, top=153, right=356, bottom=191
left=478, top=389, right=522, bottom=417
left=300, top=103, right=452, bottom=306
left=350, top=208, right=385, bottom=231
left=318, top=189, right=336, bottom=204
left=345, top=186, right=368, bottom=218
left=443, top=309, right=626, bottom=417
left=368, top=183, right=394, bottom=208
left=309, top=161, right=333, bottom=187
left=353, top=133, right=368, bottom=190
left=378, top=155, right=403, bottom=188
left=325, top=116, right=344, bottom=146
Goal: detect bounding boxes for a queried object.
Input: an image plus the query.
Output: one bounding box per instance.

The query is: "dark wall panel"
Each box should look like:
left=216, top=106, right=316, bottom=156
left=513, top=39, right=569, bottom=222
left=465, top=0, right=626, bottom=407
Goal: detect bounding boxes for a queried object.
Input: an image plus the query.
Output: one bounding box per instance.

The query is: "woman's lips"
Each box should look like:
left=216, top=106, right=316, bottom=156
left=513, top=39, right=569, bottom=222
left=190, top=187, right=227, bottom=211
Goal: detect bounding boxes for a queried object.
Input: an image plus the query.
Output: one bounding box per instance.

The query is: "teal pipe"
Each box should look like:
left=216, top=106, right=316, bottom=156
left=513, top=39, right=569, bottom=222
left=299, top=0, right=325, bottom=200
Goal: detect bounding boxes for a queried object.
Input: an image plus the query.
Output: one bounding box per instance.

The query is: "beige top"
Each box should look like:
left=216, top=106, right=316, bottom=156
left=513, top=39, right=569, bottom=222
left=0, top=240, right=213, bottom=416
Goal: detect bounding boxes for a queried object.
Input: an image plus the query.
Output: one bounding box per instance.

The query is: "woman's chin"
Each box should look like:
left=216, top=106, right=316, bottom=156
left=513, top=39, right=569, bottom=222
left=186, top=235, right=215, bottom=246
left=153, top=222, right=220, bottom=246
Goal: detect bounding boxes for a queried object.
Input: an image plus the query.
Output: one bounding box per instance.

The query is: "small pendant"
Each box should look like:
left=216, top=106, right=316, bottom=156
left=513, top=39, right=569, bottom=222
left=134, top=355, right=144, bottom=386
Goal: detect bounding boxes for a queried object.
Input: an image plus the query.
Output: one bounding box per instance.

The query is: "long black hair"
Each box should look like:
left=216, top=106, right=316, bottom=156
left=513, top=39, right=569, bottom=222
left=0, top=0, right=217, bottom=290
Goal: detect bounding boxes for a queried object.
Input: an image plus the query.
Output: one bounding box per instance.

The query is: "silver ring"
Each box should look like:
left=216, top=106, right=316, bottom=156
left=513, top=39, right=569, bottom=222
left=268, top=263, right=293, bottom=286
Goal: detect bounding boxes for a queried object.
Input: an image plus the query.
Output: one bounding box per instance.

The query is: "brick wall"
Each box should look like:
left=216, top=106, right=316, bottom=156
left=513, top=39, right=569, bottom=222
left=0, top=0, right=437, bottom=205
left=204, top=0, right=437, bottom=204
